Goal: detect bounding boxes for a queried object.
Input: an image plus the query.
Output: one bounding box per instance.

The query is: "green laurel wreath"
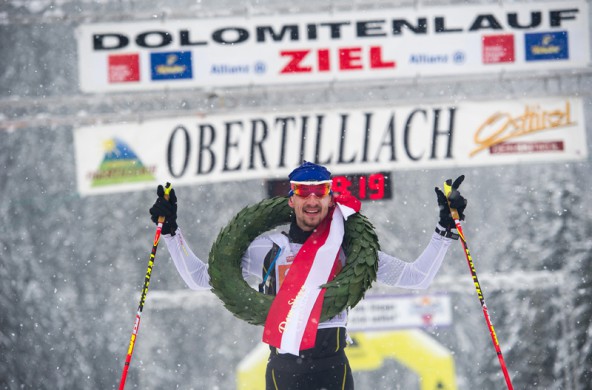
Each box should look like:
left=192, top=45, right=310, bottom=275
left=207, top=196, right=380, bottom=326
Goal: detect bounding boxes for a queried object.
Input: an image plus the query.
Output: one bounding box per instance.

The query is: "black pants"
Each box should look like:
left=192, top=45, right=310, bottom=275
left=265, top=328, right=354, bottom=390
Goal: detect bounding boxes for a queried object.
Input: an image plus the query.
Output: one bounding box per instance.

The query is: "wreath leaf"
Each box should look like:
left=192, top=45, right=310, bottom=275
left=208, top=196, right=379, bottom=326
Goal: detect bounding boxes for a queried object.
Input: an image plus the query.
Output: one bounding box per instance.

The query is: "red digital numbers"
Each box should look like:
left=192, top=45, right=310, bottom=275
left=331, top=172, right=391, bottom=201
left=332, top=175, right=353, bottom=196
left=367, top=173, right=386, bottom=200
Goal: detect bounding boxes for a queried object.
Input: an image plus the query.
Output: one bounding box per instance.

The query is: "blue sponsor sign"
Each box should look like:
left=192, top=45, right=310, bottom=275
left=150, top=52, right=193, bottom=80
left=525, top=31, right=569, bottom=61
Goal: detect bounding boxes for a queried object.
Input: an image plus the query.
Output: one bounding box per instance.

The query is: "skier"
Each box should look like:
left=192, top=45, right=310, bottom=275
left=149, top=161, right=467, bottom=390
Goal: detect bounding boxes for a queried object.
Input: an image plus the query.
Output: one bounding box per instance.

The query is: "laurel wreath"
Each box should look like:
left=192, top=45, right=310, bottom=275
left=207, top=196, right=380, bottom=326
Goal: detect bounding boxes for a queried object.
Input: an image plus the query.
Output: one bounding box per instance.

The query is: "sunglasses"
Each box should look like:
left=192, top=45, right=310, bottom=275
left=290, top=182, right=332, bottom=198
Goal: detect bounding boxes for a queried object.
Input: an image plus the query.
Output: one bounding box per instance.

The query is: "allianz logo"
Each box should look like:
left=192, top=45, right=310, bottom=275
left=210, top=62, right=266, bottom=75
left=409, top=52, right=465, bottom=64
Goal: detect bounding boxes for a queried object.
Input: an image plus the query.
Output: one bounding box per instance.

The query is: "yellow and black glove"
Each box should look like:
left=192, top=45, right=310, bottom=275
left=434, top=175, right=467, bottom=238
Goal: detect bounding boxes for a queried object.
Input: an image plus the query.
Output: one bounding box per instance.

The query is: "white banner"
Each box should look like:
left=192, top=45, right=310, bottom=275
left=347, top=293, right=453, bottom=331
left=76, top=1, right=590, bottom=93
left=73, top=96, right=588, bottom=196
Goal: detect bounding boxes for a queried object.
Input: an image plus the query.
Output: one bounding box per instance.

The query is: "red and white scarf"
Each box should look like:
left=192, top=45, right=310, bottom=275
left=262, top=195, right=361, bottom=355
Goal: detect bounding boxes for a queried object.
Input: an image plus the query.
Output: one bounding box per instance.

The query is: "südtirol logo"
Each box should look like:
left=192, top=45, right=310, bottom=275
left=89, top=138, right=155, bottom=187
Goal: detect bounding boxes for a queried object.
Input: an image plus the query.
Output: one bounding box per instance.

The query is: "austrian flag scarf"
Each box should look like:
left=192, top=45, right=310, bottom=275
left=262, top=195, right=361, bottom=356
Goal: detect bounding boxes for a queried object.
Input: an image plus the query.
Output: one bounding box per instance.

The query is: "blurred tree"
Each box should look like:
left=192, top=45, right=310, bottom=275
left=494, top=164, right=591, bottom=389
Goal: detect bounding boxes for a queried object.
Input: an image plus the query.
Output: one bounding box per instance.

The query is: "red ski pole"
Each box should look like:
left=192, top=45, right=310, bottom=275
left=118, top=183, right=172, bottom=390
left=444, top=179, right=514, bottom=390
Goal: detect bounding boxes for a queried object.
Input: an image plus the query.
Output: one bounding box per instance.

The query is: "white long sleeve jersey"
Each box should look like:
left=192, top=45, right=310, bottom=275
left=163, top=227, right=453, bottom=294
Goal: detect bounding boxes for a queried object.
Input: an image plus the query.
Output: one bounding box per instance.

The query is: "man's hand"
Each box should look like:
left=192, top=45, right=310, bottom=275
left=149, top=184, right=178, bottom=235
left=435, top=175, right=467, bottom=230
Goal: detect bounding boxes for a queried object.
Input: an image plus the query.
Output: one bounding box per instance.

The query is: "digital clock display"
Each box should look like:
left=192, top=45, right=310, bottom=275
left=267, top=172, right=392, bottom=201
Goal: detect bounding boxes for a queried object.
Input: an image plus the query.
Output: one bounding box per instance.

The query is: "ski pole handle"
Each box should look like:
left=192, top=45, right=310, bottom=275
left=158, top=183, right=173, bottom=223
left=443, top=179, right=460, bottom=221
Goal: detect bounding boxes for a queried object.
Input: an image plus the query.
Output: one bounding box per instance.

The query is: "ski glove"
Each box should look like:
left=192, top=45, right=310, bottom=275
left=435, top=175, right=467, bottom=232
left=149, top=184, right=178, bottom=236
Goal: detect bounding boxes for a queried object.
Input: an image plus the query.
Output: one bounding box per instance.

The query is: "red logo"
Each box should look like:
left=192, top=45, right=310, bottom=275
left=489, top=141, right=564, bottom=154
left=482, top=35, right=515, bottom=64
left=108, top=54, right=140, bottom=83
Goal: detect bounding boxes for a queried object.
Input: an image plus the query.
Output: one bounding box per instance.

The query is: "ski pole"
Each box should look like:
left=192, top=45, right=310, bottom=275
left=444, top=179, right=514, bottom=390
left=118, top=183, right=172, bottom=390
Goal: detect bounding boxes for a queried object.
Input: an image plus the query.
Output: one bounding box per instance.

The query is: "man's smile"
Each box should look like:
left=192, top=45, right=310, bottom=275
left=304, top=207, right=320, bottom=215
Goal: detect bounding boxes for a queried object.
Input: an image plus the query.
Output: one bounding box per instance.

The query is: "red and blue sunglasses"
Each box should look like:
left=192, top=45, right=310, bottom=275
left=290, top=181, right=332, bottom=198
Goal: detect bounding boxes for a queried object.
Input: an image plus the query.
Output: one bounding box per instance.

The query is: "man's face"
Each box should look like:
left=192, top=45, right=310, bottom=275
left=289, top=192, right=334, bottom=231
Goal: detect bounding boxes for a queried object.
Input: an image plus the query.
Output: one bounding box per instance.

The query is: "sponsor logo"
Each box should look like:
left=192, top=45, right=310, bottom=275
left=88, top=138, right=155, bottom=187
left=409, top=53, right=448, bottom=65
left=470, top=101, right=574, bottom=157
left=210, top=64, right=249, bottom=75
left=209, top=62, right=267, bottom=75
left=150, top=51, right=193, bottom=80
left=482, top=34, right=515, bottom=64
left=108, top=54, right=140, bottom=83
left=407, top=51, right=464, bottom=65
left=525, top=31, right=569, bottom=61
